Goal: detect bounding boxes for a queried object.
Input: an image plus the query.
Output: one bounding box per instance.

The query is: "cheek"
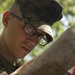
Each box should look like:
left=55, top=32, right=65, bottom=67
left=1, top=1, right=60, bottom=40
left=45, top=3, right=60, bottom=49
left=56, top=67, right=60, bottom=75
left=10, top=27, right=25, bottom=42
left=4, top=19, right=27, bottom=53
left=8, top=19, right=26, bottom=42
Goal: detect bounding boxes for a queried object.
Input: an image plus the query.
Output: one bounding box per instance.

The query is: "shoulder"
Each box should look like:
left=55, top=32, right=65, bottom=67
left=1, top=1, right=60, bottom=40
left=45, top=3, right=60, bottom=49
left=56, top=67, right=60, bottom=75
left=0, top=56, right=18, bottom=74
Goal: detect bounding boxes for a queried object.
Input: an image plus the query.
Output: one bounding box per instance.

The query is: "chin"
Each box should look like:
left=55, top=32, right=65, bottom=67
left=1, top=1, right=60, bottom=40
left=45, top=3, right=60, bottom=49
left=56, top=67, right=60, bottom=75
left=17, top=54, right=28, bottom=59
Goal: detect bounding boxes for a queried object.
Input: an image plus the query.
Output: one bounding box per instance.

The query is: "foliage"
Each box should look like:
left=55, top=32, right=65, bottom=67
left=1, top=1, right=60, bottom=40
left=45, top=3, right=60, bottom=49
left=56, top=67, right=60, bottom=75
left=57, top=0, right=75, bottom=27
left=0, top=0, right=14, bottom=12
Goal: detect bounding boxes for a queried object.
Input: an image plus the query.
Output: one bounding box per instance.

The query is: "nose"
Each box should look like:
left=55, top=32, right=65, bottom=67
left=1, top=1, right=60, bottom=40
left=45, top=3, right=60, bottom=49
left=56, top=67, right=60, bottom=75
left=26, top=37, right=38, bottom=48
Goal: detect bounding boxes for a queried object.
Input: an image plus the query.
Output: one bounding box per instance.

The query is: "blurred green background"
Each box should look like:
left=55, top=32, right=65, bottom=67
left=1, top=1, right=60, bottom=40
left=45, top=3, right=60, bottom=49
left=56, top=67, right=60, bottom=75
left=0, top=0, right=75, bottom=64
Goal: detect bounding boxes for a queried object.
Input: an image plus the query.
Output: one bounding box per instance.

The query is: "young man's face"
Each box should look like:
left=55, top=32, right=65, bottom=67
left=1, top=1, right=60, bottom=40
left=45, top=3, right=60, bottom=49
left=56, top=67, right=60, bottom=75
left=3, top=11, right=43, bottom=59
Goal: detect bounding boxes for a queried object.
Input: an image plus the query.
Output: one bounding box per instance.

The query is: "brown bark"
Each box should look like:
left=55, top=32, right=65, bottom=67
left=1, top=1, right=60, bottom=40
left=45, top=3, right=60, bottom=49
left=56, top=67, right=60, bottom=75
left=10, top=26, right=75, bottom=75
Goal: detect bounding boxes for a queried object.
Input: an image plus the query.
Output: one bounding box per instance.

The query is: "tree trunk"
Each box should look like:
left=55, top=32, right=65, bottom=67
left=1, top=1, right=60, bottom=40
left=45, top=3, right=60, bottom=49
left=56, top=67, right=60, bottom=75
left=10, top=26, right=75, bottom=75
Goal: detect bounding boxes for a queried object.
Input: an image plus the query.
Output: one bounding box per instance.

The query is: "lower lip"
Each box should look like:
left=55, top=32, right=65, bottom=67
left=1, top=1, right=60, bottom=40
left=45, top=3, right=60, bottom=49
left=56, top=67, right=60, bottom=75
left=21, top=46, right=30, bottom=53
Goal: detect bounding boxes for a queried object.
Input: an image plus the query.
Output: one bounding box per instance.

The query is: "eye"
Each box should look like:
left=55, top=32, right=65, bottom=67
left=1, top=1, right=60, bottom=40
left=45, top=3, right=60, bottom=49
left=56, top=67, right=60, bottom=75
left=26, top=24, right=33, bottom=31
left=27, top=25, right=32, bottom=29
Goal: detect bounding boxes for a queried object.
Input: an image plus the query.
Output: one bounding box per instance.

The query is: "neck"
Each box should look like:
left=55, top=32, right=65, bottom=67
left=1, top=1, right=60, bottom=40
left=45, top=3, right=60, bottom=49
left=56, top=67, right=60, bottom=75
left=0, top=32, right=17, bottom=65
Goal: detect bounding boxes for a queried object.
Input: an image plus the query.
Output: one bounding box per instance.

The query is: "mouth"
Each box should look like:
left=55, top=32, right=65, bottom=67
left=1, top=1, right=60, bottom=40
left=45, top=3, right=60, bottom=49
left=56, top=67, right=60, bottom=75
left=21, top=46, right=31, bottom=53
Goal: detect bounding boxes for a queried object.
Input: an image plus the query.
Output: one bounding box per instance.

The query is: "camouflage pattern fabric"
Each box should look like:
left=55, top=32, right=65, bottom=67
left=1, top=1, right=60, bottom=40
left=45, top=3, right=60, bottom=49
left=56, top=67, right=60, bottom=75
left=16, top=0, right=63, bottom=25
left=0, top=56, right=19, bottom=74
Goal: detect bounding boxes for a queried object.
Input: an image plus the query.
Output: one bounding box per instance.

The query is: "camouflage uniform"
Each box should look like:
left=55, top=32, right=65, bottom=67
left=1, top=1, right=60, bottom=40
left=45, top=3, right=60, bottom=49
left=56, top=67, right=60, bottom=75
left=0, top=56, right=19, bottom=75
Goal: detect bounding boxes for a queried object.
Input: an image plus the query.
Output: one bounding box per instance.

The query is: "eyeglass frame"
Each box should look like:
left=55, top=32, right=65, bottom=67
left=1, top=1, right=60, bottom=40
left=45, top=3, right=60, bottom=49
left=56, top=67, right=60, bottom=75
left=9, top=12, right=49, bottom=46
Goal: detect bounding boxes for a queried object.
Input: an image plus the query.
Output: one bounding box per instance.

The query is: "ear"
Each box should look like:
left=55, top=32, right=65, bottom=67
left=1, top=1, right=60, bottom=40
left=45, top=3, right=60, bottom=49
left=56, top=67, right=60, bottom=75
left=2, top=11, right=11, bottom=27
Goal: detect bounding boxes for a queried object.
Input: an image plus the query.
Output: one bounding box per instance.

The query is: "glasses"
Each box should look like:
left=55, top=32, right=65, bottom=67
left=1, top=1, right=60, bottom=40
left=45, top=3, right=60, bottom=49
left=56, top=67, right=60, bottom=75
left=10, top=12, right=49, bottom=46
